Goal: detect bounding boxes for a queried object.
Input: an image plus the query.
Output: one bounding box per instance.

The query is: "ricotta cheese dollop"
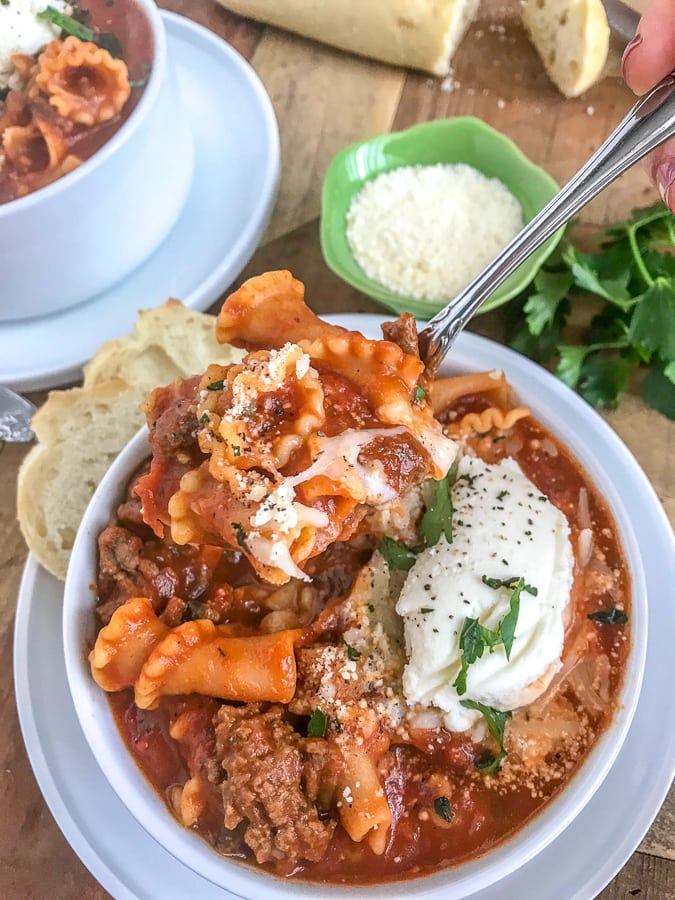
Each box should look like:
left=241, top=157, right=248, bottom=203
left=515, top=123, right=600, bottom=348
left=0, top=0, right=67, bottom=90
left=397, top=455, right=574, bottom=732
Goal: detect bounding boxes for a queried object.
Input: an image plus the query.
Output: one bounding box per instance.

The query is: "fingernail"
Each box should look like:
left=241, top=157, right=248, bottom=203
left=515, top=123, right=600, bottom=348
left=655, top=160, right=675, bottom=211
left=621, top=32, right=643, bottom=74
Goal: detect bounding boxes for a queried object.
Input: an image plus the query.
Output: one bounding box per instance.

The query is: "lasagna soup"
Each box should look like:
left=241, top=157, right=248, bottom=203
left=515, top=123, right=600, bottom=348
left=0, top=0, right=153, bottom=203
left=90, top=271, right=630, bottom=884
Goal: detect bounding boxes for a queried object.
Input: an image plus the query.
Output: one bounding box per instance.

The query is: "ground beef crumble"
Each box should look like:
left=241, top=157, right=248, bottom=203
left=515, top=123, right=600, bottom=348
left=212, top=704, right=336, bottom=866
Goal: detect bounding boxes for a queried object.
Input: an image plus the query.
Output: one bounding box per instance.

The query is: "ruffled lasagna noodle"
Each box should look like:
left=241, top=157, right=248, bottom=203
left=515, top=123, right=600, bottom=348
left=89, top=272, right=631, bottom=884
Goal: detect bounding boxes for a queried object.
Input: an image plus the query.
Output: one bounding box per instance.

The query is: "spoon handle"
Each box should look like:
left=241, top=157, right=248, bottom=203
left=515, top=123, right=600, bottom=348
left=418, top=71, right=675, bottom=374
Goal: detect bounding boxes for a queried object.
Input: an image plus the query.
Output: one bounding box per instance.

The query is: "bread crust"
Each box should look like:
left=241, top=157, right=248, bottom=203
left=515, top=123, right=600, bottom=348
left=17, top=302, right=243, bottom=581
left=219, top=0, right=479, bottom=76
left=521, top=0, right=610, bottom=98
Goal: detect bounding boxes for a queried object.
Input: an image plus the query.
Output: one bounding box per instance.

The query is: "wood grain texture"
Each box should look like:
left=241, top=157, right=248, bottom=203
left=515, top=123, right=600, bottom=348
left=250, top=30, right=404, bottom=242
left=1, top=0, right=672, bottom=897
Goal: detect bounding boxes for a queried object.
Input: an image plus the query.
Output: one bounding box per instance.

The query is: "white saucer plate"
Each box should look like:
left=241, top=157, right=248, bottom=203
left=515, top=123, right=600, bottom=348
left=14, top=322, right=675, bottom=900
left=0, top=12, right=279, bottom=392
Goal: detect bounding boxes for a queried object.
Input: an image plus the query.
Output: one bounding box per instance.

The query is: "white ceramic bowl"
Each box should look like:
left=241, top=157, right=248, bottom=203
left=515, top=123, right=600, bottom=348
left=0, top=0, right=193, bottom=322
left=63, top=326, right=647, bottom=899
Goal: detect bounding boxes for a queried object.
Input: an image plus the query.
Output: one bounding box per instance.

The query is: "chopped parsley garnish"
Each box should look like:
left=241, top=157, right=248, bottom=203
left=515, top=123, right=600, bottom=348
left=420, top=461, right=458, bottom=547
left=307, top=708, right=327, bottom=738
left=343, top=639, right=361, bottom=661
left=199, top=412, right=209, bottom=425
left=0, top=86, right=9, bottom=102
left=232, top=445, right=242, bottom=457
left=497, top=489, right=509, bottom=501
left=38, top=6, right=95, bottom=40
left=414, top=385, right=426, bottom=403
left=588, top=607, right=629, bottom=625
left=206, top=379, right=224, bottom=391
left=379, top=536, right=418, bottom=571
left=419, top=607, right=435, bottom=614
left=433, top=796, right=453, bottom=823
left=509, top=202, right=675, bottom=419
left=38, top=7, right=124, bottom=57
left=232, top=522, right=247, bottom=548
left=454, top=576, right=537, bottom=693
left=460, top=699, right=511, bottom=773
left=475, top=749, right=506, bottom=774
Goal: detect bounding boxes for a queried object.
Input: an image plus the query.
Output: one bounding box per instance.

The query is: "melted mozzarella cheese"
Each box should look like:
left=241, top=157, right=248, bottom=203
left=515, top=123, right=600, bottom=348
left=397, top=455, right=574, bottom=732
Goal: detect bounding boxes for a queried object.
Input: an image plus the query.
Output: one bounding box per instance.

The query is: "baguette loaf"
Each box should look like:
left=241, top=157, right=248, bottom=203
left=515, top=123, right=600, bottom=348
left=219, top=0, right=480, bottom=76
left=521, top=0, right=610, bottom=98
left=17, top=301, right=242, bottom=581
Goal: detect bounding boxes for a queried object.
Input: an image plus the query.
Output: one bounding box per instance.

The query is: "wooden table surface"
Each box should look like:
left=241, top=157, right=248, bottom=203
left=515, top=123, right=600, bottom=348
left=1, top=0, right=673, bottom=897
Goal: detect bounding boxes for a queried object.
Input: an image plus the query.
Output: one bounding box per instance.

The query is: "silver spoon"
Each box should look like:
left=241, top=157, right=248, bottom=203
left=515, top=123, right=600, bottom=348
left=0, top=385, right=36, bottom=442
left=418, top=71, right=675, bottom=374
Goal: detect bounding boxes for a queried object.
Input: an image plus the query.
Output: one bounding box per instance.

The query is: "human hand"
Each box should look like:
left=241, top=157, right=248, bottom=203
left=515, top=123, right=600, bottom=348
left=622, top=0, right=675, bottom=212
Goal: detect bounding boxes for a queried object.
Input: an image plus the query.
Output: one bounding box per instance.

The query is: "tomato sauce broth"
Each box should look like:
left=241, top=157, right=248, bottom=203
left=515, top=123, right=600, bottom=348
left=104, top=390, right=631, bottom=885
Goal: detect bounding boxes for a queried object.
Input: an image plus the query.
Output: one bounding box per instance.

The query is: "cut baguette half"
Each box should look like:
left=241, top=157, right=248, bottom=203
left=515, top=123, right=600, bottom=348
left=219, top=0, right=480, bottom=76
left=17, top=378, right=147, bottom=580
left=18, top=301, right=243, bottom=581
left=521, top=0, right=610, bottom=98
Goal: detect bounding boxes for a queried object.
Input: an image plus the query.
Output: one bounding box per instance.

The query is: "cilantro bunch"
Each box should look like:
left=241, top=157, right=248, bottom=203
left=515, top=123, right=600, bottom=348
left=510, top=202, right=675, bottom=418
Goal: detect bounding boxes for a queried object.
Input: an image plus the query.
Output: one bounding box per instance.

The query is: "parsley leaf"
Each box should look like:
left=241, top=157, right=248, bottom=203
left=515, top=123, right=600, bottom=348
left=460, top=699, right=511, bottom=772
left=523, top=270, right=573, bottom=335
left=420, top=463, right=457, bottom=547
left=307, top=709, right=328, bottom=738
left=510, top=202, right=675, bottom=418
left=38, top=6, right=95, bottom=40
left=232, top=523, right=247, bottom=548
left=433, top=796, right=454, bottom=823
left=379, top=536, right=418, bottom=571
left=343, top=639, right=361, bottom=661
left=588, top=607, right=629, bottom=625
left=627, top=280, right=675, bottom=360
left=642, top=361, right=675, bottom=419
left=414, top=385, right=426, bottom=403
left=578, top=357, right=630, bottom=409
left=452, top=617, right=483, bottom=696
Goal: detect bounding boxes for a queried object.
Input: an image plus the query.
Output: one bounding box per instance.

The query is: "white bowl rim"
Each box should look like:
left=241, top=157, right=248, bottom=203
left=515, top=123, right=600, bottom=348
left=62, top=325, right=648, bottom=899
left=0, top=0, right=165, bottom=217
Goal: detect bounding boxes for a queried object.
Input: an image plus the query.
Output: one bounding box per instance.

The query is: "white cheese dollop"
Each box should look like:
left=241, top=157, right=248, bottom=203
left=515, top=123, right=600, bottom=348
left=0, top=0, right=68, bottom=91
left=397, top=455, right=574, bottom=732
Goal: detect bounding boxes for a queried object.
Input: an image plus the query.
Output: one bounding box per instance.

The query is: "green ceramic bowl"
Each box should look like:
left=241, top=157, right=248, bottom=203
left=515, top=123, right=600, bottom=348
left=320, top=117, right=563, bottom=318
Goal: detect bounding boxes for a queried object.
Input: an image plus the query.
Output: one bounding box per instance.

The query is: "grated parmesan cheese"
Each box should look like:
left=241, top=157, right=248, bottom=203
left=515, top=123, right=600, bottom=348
left=346, top=163, right=523, bottom=303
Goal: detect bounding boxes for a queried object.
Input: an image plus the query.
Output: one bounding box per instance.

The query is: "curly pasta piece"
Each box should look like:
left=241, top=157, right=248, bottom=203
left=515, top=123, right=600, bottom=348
left=134, top=622, right=301, bottom=710
left=430, top=370, right=511, bottom=415
left=336, top=748, right=392, bottom=855
left=216, top=270, right=347, bottom=349
left=138, top=272, right=459, bottom=584
left=35, top=37, right=130, bottom=126
left=2, top=115, right=67, bottom=173
left=89, top=597, right=168, bottom=692
left=446, top=405, right=531, bottom=438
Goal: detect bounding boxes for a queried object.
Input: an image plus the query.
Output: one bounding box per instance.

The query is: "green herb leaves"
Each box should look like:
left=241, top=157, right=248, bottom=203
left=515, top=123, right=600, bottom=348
left=460, top=699, right=511, bottom=774
left=510, top=202, right=675, bottom=418
left=379, top=536, right=417, bottom=571
left=379, top=461, right=458, bottom=571
left=420, top=462, right=457, bottom=547
left=343, top=639, right=361, bottom=661
left=38, top=7, right=123, bottom=57
left=453, top=576, right=535, bottom=695
left=38, top=6, right=95, bottom=40
left=588, top=607, right=629, bottom=625
left=433, top=796, right=453, bottom=823
left=307, top=709, right=327, bottom=738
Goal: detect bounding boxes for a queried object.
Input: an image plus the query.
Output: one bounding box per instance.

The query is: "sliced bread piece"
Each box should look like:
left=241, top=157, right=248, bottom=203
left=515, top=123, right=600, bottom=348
left=17, top=378, right=146, bottom=580
left=218, top=0, right=480, bottom=76
left=83, top=299, right=243, bottom=391
left=521, top=0, right=610, bottom=98
left=19, top=301, right=244, bottom=581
